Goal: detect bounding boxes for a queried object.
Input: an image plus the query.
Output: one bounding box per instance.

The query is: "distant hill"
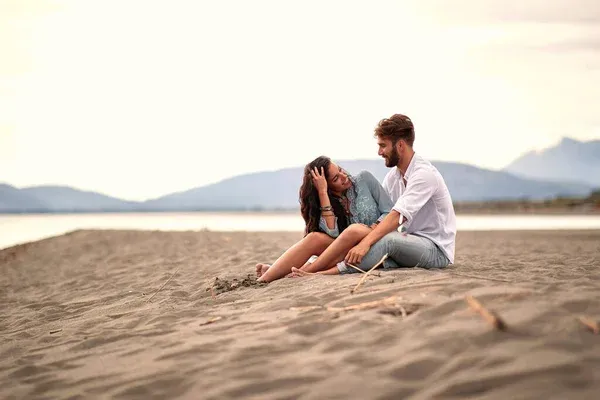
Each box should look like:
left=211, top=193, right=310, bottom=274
left=0, top=184, right=46, bottom=212
left=1, top=159, right=592, bottom=213
left=504, top=138, right=600, bottom=188
left=0, top=184, right=137, bottom=213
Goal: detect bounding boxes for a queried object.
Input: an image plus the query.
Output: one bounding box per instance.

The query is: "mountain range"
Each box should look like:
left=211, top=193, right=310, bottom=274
left=1, top=137, right=597, bottom=213
left=504, top=137, right=600, bottom=187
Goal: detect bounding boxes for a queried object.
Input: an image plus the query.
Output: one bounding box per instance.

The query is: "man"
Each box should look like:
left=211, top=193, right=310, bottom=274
left=340, top=113, right=456, bottom=271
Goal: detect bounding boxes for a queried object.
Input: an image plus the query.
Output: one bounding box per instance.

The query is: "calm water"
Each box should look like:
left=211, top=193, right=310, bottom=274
left=1, top=212, right=600, bottom=250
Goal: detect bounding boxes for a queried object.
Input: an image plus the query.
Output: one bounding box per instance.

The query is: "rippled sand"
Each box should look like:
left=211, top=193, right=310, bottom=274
left=1, top=229, right=599, bottom=399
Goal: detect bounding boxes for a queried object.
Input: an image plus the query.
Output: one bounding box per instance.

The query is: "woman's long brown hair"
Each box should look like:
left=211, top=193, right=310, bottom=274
left=299, top=156, right=349, bottom=236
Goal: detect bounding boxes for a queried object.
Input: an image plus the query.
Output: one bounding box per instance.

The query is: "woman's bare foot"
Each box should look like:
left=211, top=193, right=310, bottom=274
left=289, top=267, right=318, bottom=277
left=255, top=263, right=271, bottom=278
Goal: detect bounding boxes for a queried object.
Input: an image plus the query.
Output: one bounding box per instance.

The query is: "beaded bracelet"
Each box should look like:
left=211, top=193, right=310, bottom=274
left=320, top=205, right=333, bottom=211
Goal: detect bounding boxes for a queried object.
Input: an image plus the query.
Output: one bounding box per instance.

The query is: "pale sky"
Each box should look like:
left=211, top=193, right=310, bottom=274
left=1, top=0, right=599, bottom=200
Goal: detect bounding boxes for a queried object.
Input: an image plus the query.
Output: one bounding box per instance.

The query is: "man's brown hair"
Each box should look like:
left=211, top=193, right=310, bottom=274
left=374, top=114, right=415, bottom=147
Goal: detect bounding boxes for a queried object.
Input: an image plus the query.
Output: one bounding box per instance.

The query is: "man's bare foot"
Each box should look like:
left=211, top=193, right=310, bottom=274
left=255, top=263, right=271, bottom=278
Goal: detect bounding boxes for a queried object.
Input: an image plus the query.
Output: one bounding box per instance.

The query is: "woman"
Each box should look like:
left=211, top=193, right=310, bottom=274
left=256, top=155, right=393, bottom=282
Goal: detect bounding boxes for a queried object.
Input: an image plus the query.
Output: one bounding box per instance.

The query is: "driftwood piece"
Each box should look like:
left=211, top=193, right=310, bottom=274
left=289, top=306, right=323, bottom=312
left=290, top=296, right=418, bottom=319
left=346, top=263, right=381, bottom=277
left=147, top=267, right=181, bottom=302
left=327, top=295, right=399, bottom=312
left=350, top=254, right=388, bottom=294
left=199, top=316, right=223, bottom=326
left=398, top=304, right=407, bottom=318
left=578, top=316, right=599, bottom=334
left=451, top=272, right=513, bottom=283
left=465, top=295, right=507, bottom=331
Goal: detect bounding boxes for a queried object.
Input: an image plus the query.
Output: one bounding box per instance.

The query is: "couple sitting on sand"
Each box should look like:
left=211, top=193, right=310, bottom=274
left=256, top=113, right=457, bottom=282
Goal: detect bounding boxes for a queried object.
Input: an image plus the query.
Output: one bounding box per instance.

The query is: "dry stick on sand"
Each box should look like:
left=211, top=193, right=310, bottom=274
left=398, top=304, right=407, bottom=318
left=289, top=306, right=323, bottom=312
left=346, top=263, right=365, bottom=273
left=292, top=296, right=412, bottom=316
left=199, top=316, right=223, bottom=326
left=147, top=266, right=181, bottom=302
left=351, top=254, right=388, bottom=294
left=327, top=295, right=399, bottom=312
left=346, top=263, right=382, bottom=277
left=451, top=272, right=512, bottom=283
left=465, top=295, right=507, bottom=331
left=578, top=316, right=600, bottom=334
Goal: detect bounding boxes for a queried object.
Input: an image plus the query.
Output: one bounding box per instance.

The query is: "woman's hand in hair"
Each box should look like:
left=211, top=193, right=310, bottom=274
left=310, top=167, right=328, bottom=194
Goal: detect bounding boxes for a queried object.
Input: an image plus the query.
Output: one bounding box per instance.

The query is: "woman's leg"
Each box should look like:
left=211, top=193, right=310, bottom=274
left=257, top=232, right=334, bottom=283
left=300, top=224, right=372, bottom=273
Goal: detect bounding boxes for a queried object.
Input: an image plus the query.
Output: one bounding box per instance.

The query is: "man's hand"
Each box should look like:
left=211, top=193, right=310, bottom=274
left=345, top=242, right=371, bottom=265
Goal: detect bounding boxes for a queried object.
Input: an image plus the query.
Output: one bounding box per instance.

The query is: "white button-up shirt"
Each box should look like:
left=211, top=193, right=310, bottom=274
left=382, top=153, right=457, bottom=263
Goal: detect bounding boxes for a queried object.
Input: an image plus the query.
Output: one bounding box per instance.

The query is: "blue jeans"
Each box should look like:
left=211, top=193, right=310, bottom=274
left=338, top=231, right=449, bottom=274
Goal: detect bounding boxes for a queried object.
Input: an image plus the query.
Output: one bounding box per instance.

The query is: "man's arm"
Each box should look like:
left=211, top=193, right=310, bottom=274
left=345, top=210, right=405, bottom=265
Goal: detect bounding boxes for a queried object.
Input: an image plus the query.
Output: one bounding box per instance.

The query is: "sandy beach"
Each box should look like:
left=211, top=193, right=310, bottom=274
left=1, top=229, right=599, bottom=399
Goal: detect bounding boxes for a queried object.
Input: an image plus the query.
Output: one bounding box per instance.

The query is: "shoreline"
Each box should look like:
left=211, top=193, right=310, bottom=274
left=3, top=215, right=600, bottom=252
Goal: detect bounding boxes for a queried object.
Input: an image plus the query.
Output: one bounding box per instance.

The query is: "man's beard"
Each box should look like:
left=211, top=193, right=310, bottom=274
left=384, top=146, right=400, bottom=167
